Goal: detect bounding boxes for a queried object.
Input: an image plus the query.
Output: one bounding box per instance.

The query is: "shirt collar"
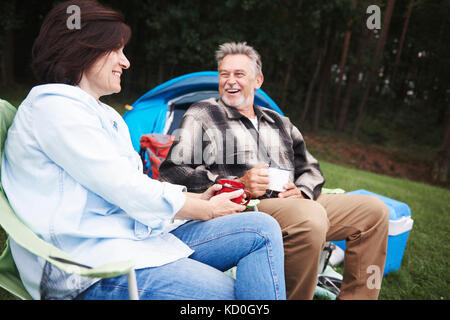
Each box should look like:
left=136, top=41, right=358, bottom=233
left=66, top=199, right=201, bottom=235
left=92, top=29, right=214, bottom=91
left=218, top=98, right=276, bottom=124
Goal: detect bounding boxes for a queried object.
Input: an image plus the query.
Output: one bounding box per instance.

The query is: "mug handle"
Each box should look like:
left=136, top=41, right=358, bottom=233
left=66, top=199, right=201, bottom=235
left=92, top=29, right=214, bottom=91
left=242, top=189, right=252, bottom=206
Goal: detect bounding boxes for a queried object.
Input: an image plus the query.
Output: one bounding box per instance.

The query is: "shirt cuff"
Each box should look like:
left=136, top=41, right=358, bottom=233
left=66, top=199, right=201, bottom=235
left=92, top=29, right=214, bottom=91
left=161, top=182, right=188, bottom=218
left=214, top=175, right=239, bottom=183
left=298, top=186, right=313, bottom=200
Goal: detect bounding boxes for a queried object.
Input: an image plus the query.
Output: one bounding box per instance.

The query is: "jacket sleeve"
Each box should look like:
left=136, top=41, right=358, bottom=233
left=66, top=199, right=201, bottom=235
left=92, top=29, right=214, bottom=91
left=160, top=113, right=231, bottom=193
left=291, top=124, right=325, bottom=200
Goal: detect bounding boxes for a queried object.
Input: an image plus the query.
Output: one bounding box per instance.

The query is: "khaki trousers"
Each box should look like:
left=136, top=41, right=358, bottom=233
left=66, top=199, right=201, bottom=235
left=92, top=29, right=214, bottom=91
left=257, top=194, right=389, bottom=300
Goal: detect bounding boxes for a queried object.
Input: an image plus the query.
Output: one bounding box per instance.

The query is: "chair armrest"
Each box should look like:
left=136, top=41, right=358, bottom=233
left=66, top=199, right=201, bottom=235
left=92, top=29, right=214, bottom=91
left=47, top=255, right=135, bottom=279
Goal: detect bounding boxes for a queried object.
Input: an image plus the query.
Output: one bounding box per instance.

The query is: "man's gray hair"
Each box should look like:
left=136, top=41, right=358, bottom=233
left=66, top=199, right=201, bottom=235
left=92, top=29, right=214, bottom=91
left=216, top=42, right=263, bottom=76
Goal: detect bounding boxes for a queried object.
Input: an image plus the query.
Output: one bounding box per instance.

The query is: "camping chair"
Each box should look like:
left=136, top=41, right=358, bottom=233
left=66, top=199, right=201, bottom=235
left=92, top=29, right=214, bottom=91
left=0, top=99, right=139, bottom=300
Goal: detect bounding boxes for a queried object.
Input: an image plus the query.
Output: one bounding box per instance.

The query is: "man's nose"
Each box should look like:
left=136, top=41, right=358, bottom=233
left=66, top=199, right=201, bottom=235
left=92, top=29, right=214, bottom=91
left=227, top=75, right=237, bottom=84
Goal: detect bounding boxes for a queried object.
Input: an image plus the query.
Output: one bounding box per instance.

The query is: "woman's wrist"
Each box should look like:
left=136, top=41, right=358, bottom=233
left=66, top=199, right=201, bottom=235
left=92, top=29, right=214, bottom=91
left=176, top=197, right=213, bottom=221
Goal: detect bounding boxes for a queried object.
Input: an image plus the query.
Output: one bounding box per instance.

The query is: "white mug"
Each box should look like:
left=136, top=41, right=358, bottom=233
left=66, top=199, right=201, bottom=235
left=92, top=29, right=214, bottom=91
left=268, top=167, right=291, bottom=192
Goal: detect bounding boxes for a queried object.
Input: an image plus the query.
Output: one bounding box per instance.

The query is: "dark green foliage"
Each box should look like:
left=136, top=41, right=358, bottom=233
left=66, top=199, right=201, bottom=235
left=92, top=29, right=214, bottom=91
left=0, top=0, right=449, bottom=181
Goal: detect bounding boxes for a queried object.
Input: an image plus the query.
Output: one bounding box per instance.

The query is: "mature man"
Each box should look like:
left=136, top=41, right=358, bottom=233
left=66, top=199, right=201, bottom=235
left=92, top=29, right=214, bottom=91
left=159, top=42, right=389, bottom=300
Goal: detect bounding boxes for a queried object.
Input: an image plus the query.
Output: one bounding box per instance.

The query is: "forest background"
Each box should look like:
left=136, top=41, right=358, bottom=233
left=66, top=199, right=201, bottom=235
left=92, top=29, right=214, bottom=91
left=0, top=0, right=449, bottom=187
left=0, top=0, right=450, bottom=301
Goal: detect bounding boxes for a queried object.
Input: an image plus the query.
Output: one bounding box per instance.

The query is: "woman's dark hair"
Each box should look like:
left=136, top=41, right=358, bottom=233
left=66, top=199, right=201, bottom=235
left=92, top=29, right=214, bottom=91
left=32, top=0, right=131, bottom=85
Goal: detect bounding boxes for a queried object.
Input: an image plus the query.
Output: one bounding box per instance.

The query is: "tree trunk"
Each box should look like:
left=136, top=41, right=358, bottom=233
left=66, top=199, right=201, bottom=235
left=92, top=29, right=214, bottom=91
left=312, top=83, right=323, bottom=131
left=337, top=30, right=369, bottom=131
left=281, top=0, right=303, bottom=109
left=352, top=0, right=396, bottom=139
left=313, top=33, right=337, bottom=131
left=301, top=26, right=331, bottom=124
left=391, top=0, right=414, bottom=85
left=281, top=56, right=294, bottom=108
left=332, top=29, right=352, bottom=122
left=433, top=102, right=450, bottom=184
left=332, top=0, right=357, bottom=123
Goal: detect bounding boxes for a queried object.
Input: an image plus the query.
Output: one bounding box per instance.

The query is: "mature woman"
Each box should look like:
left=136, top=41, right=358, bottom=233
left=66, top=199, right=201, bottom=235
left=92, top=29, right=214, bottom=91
left=1, top=0, right=286, bottom=300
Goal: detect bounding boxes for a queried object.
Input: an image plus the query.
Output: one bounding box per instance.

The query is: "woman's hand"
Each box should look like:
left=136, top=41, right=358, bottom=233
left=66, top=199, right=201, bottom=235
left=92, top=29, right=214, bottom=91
left=175, top=188, right=246, bottom=221
left=200, top=184, right=223, bottom=200
left=206, top=189, right=247, bottom=219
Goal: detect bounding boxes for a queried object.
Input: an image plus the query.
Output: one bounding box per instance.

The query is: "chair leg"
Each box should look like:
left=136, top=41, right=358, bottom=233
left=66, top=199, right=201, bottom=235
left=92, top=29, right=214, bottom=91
left=127, top=269, right=139, bottom=300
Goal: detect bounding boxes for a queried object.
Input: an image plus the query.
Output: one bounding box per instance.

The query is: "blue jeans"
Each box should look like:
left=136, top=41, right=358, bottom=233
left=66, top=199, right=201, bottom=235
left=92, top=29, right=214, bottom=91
left=75, top=212, right=286, bottom=300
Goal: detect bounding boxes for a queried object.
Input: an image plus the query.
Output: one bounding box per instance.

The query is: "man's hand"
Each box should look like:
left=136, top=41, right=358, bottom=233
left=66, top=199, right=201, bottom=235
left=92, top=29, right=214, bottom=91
left=278, top=182, right=305, bottom=199
left=236, top=164, right=270, bottom=198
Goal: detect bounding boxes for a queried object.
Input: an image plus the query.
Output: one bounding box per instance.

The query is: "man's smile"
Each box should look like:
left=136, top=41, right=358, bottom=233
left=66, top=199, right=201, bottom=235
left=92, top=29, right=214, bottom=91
left=225, top=85, right=242, bottom=95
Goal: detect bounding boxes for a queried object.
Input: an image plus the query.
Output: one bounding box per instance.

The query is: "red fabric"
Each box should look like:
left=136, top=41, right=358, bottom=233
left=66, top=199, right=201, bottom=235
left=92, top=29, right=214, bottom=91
left=139, top=133, right=175, bottom=180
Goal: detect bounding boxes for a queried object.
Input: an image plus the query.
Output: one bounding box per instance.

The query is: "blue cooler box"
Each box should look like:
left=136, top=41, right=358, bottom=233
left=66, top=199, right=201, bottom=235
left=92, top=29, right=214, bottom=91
left=332, top=189, right=414, bottom=276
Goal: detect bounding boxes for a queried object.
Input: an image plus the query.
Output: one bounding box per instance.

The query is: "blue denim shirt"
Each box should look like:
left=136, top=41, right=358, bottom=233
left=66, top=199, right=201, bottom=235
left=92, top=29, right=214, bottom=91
left=1, top=84, right=193, bottom=299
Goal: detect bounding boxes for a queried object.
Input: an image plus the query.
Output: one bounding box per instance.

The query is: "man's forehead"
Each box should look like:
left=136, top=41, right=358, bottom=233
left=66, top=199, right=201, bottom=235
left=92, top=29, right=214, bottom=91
left=219, top=55, right=253, bottom=72
left=218, top=67, right=248, bottom=73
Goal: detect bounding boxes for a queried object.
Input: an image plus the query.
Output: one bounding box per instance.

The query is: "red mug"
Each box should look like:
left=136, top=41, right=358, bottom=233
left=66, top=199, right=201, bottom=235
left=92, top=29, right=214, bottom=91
left=214, top=179, right=252, bottom=206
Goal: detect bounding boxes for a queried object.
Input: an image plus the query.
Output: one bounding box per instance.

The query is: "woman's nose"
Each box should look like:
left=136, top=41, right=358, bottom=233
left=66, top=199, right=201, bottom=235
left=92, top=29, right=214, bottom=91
left=120, top=53, right=130, bottom=70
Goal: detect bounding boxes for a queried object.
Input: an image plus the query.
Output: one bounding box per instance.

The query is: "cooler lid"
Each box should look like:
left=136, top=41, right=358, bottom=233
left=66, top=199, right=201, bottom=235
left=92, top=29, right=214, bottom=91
left=347, top=189, right=411, bottom=220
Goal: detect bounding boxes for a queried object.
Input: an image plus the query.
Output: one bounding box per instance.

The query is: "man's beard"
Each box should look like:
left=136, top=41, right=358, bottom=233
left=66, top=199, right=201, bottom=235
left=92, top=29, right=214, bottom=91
left=222, top=85, right=253, bottom=110
left=222, top=94, right=246, bottom=109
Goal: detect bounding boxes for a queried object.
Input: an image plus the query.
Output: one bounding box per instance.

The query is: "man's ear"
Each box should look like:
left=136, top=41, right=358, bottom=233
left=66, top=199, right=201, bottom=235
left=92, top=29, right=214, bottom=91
left=255, top=73, right=264, bottom=90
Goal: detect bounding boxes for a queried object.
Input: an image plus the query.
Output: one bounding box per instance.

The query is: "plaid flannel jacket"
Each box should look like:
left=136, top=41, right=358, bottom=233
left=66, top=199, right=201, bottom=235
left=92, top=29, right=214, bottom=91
left=159, top=98, right=325, bottom=200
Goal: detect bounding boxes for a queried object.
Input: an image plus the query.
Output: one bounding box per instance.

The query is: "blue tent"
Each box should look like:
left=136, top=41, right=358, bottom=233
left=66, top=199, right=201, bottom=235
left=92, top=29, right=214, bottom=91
left=123, top=71, right=284, bottom=152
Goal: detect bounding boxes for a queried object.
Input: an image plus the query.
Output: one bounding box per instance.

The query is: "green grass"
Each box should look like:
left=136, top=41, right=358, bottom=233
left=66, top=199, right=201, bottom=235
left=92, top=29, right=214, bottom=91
left=1, top=160, right=448, bottom=300
left=1, top=85, right=449, bottom=299
left=320, top=161, right=450, bottom=300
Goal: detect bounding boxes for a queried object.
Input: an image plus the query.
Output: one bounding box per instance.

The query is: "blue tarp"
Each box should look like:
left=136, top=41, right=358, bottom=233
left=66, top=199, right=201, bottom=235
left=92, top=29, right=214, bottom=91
left=123, top=71, right=283, bottom=152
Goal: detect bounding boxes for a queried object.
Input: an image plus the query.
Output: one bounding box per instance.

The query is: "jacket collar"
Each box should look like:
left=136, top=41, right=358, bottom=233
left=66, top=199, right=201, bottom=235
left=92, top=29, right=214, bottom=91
left=218, top=98, right=276, bottom=124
